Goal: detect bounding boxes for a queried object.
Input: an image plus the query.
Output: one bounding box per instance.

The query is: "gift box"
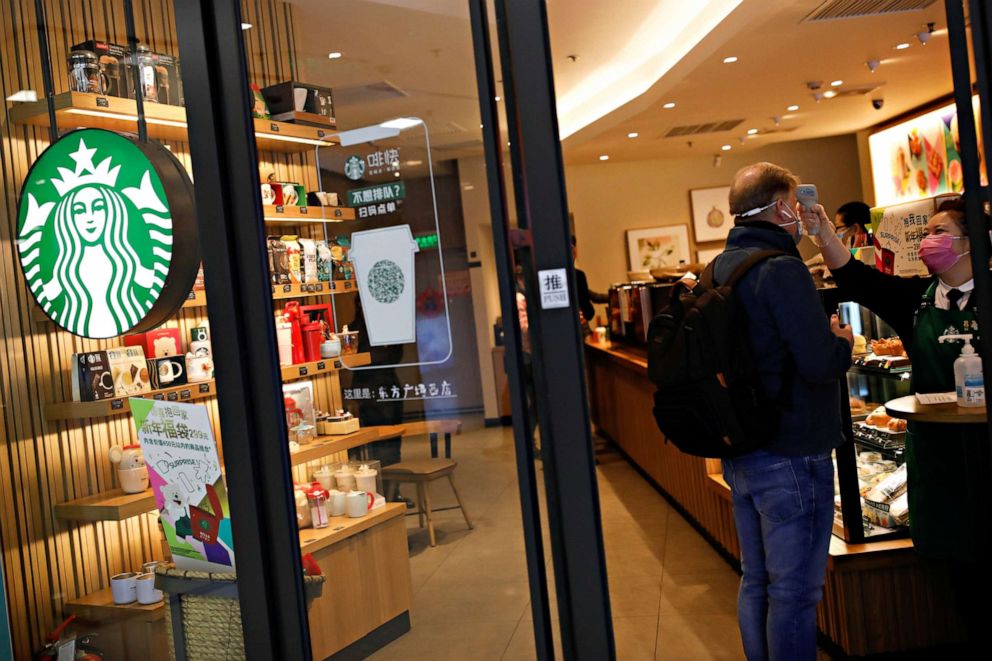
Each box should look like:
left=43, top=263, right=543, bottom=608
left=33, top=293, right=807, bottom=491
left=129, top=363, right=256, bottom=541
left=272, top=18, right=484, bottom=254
left=317, top=417, right=360, bottom=436
left=106, top=347, right=151, bottom=396
left=70, top=351, right=116, bottom=402
left=126, top=328, right=183, bottom=358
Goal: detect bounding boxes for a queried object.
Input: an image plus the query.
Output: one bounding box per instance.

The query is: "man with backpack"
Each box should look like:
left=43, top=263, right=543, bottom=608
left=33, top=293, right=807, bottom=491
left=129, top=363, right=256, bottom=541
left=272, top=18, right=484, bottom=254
left=716, top=163, right=853, bottom=660
left=649, top=162, right=852, bottom=660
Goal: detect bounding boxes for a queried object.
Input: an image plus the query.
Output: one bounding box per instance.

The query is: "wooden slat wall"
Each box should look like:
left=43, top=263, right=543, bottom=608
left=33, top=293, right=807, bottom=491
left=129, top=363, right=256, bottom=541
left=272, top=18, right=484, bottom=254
left=0, top=1, right=314, bottom=657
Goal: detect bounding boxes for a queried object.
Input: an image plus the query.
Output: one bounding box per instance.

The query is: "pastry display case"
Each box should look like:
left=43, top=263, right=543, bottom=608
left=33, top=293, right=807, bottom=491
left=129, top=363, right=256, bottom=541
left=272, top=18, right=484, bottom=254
left=823, top=288, right=913, bottom=543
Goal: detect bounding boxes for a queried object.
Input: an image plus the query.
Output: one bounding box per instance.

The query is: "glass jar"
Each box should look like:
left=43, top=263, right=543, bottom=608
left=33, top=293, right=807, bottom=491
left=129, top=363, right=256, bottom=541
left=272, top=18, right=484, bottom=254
left=67, top=50, right=103, bottom=94
left=135, top=44, right=158, bottom=103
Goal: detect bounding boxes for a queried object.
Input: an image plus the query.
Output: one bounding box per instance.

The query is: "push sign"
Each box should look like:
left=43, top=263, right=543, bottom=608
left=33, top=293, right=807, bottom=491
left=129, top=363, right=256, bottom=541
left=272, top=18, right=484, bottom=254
left=538, top=268, right=570, bottom=309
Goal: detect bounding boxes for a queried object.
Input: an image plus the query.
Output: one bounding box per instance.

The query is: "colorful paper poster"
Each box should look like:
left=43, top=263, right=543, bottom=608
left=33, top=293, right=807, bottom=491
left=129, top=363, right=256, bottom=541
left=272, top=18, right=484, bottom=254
left=870, top=198, right=935, bottom=277
left=131, top=398, right=235, bottom=573
left=869, top=96, right=985, bottom=207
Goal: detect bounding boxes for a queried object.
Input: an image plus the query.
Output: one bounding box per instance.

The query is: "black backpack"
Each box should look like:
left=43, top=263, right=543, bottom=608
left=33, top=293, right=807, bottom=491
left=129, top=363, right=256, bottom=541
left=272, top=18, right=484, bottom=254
left=647, top=250, right=788, bottom=458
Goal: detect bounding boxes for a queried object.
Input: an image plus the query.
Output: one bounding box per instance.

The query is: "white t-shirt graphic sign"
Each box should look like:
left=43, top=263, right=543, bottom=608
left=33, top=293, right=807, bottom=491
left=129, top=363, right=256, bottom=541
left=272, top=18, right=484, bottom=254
left=351, top=225, right=420, bottom=345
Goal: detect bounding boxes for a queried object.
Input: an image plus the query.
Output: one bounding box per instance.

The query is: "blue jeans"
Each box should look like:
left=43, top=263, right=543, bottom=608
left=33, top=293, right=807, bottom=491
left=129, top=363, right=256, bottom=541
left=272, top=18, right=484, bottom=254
left=722, top=450, right=834, bottom=661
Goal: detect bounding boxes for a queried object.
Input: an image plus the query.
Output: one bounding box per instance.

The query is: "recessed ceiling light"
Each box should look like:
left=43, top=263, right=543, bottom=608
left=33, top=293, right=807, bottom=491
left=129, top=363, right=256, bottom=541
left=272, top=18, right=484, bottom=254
left=662, top=102, right=676, bottom=109
left=722, top=56, right=738, bottom=64
left=823, top=90, right=838, bottom=99
left=599, top=154, right=610, bottom=161
left=627, top=132, right=639, bottom=138
left=895, top=42, right=911, bottom=50
left=830, top=80, right=843, bottom=87
left=241, top=23, right=253, bottom=30
left=747, top=128, right=758, bottom=135
left=787, top=104, right=800, bottom=111
left=327, top=51, right=343, bottom=59
left=6, top=89, right=37, bottom=102
left=721, top=144, right=732, bottom=151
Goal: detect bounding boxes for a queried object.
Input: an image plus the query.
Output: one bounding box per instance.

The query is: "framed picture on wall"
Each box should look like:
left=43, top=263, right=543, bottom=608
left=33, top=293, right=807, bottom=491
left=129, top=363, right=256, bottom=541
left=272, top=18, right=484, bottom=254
left=696, top=245, right=724, bottom=264
left=625, top=225, right=691, bottom=271
left=690, top=185, right=733, bottom=243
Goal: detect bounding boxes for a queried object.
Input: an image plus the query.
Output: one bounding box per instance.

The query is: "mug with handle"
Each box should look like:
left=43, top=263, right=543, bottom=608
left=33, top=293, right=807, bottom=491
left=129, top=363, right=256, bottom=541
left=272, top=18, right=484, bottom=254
left=346, top=490, right=374, bottom=518
left=110, top=572, right=138, bottom=604
left=136, top=572, right=163, bottom=604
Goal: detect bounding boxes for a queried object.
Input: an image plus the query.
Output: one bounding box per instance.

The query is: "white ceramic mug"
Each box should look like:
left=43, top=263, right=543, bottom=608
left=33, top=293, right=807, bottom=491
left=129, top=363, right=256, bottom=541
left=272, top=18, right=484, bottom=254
left=110, top=572, right=138, bottom=604
left=346, top=490, right=374, bottom=518
left=153, top=358, right=184, bottom=386
left=328, top=489, right=346, bottom=516
left=136, top=572, right=163, bottom=604
left=186, top=354, right=213, bottom=382
left=320, top=339, right=341, bottom=359
left=118, top=466, right=149, bottom=494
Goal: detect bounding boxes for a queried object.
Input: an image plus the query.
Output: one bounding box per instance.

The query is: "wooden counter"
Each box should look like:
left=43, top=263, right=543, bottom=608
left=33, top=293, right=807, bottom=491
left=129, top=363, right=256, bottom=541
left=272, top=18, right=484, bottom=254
left=586, top=340, right=964, bottom=656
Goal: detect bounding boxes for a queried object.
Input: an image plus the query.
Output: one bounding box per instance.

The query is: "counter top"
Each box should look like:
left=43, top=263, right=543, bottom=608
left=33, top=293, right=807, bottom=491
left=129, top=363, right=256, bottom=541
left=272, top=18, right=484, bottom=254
left=299, top=502, right=407, bottom=555
left=585, top=339, right=648, bottom=373
left=885, top=395, right=987, bottom=424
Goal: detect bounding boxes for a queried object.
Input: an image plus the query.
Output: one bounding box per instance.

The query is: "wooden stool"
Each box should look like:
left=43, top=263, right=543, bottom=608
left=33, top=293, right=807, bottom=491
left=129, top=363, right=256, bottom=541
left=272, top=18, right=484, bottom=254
left=382, top=459, right=473, bottom=546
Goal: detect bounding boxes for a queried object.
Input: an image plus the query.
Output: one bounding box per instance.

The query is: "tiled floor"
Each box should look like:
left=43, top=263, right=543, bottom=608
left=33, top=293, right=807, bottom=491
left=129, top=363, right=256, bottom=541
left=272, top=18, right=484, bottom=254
left=369, top=421, right=746, bottom=660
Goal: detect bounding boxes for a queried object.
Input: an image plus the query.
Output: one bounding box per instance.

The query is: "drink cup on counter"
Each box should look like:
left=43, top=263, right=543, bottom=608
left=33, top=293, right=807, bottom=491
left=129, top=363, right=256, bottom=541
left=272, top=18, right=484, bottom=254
left=314, top=465, right=335, bottom=492
left=354, top=464, right=378, bottom=494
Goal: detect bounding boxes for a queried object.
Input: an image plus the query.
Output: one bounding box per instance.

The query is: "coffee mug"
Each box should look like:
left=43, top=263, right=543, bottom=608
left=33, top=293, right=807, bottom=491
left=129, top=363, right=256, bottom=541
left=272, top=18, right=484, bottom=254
left=186, top=354, right=213, bottom=383
left=110, top=572, right=138, bottom=604
left=346, top=490, right=374, bottom=518
left=136, top=572, right=163, bottom=604
left=261, top=183, right=276, bottom=205
left=282, top=183, right=299, bottom=206
left=149, top=357, right=185, bottom=388
left=329, top=489, right=346, bottom=516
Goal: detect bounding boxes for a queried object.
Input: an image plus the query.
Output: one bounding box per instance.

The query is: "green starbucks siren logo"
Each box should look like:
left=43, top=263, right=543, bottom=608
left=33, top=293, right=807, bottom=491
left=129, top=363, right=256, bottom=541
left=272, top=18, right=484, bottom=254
left=344, top=155, right=366, bottom=181
left=17, top=128, right=200, bottom=339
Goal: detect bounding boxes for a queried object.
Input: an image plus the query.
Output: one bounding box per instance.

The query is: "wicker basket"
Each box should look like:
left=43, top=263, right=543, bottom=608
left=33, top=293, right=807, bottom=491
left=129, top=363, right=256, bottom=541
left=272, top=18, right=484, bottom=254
left=156, top=568, right=325, bottom=661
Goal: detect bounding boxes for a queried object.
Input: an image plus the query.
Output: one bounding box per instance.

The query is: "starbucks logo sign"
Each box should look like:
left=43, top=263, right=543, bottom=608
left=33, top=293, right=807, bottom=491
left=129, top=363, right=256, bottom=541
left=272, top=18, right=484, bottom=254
left=344, top=155, right=366, bottom=181
left=17, top=129, right=199, bottom=339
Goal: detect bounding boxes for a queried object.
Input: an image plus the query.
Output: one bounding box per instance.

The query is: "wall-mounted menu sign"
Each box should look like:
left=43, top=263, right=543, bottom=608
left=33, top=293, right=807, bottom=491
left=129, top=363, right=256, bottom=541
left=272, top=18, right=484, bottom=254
left=17, top=128, right=199, bottom=338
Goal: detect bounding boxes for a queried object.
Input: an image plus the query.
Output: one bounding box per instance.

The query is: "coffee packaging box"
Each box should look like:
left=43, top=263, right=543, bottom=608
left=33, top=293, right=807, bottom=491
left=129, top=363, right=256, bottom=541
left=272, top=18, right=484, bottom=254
left=70, top=351, right=116, bottom=402
left=72, top=40, right=131, bottom=99
left=262, top=81, right=335, bottom=126
left=107, top=347, right=152, bottom=396
left=125, top=327, right=183, bottom=358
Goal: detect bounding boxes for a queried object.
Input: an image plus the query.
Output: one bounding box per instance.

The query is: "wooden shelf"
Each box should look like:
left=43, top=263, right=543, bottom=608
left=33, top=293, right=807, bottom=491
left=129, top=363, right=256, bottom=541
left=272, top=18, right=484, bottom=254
left=289, top=428, right=381, bottom=466
left=44, top=380, right=216, bottom=422
left=280, top=353, right=371, bottom=382
left=65, top=586, right=165, bottom=622
left=54, top=489, right=157, bottom=522
left=8, top=91, right=338, bottom=154
left=299, top=502, right=406, bottom=555
left=183, top=289, right=207, bottom=309
left=272, top=279, right=357, bottom=300
left=263, top=204, right=355, bottom=224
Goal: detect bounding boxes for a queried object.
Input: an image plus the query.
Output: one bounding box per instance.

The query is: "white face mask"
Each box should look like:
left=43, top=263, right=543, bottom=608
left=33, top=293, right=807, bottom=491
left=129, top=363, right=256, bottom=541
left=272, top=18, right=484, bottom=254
left=777, top=205, right=803, bottom=243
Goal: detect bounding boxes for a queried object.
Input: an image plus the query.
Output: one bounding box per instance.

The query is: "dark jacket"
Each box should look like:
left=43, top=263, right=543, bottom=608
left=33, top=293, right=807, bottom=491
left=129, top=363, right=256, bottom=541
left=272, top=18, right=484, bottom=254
left=714, top=222, right=853, bottom=456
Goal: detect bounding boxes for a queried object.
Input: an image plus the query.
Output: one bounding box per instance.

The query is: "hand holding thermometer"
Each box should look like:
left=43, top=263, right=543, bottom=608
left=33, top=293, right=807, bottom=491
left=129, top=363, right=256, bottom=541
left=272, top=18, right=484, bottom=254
left=795, top=184, right=819, bottom=234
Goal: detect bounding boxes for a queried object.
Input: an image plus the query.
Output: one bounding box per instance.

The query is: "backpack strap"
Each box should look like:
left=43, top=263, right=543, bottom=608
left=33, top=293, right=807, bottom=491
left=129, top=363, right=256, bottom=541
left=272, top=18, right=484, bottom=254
left=723, top=249, right=789, bottom=288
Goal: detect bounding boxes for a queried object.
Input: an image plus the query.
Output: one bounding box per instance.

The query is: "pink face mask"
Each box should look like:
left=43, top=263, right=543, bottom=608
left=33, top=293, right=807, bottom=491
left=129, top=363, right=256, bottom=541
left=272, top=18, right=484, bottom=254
left=918, top=234, right=970, bottom=274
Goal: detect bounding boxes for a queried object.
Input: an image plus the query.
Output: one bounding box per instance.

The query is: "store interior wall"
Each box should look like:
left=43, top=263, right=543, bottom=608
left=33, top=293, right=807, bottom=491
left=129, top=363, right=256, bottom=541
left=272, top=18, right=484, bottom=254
left=564, top=133, right=864, bottom=292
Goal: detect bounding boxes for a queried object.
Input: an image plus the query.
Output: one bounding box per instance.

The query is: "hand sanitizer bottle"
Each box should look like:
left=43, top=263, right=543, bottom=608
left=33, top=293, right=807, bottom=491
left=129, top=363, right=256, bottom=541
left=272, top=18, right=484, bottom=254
left=939, top=334, right=985, bottom=407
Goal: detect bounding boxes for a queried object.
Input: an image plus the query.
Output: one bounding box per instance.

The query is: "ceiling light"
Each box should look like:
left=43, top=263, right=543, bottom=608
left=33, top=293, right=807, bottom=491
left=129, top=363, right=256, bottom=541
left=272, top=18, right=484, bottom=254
left=662, top=102, right=676, bottom=109
left=463, top=184, right=475, bottom=190
left=787, top=104, right=799, bottom=111
left=6, top=89, right=37, bottom=102
left=380, top=117, right=422, bottom=130
left=241, top=23, right=253, bottom=30
left=327, top=51, right=343, bottom=59
left=747, top=128, right=758, bottom=135
left=823, top=90, right=838, bottom=99
left=895, top=43, right=910, bottom=50
left=627, top=132, right=639, bottom=138
left=721, top=144, right=732, bottom=151
left=599, top=155, right=609, bottom=161
left=722, top=56, right=738, bottom=64
left=830, top=80, right=843, bottom=87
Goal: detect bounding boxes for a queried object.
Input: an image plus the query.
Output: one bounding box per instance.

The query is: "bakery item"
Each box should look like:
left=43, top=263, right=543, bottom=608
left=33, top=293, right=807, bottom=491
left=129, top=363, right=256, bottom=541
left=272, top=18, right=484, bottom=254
left=865, top=406, right=892, bottom=428
left=871, top=337, right=906, bottom=357
left=853, top=334, right=868, bottom=355
left=887, top=418, right=907, bottom=433
left=849, top=397, right=867, bottom=413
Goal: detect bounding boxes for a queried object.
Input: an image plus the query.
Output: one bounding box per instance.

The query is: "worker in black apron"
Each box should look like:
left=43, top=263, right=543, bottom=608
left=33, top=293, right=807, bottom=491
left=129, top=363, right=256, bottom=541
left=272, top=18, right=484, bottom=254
left=803, top=197, right=990, bottom=652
